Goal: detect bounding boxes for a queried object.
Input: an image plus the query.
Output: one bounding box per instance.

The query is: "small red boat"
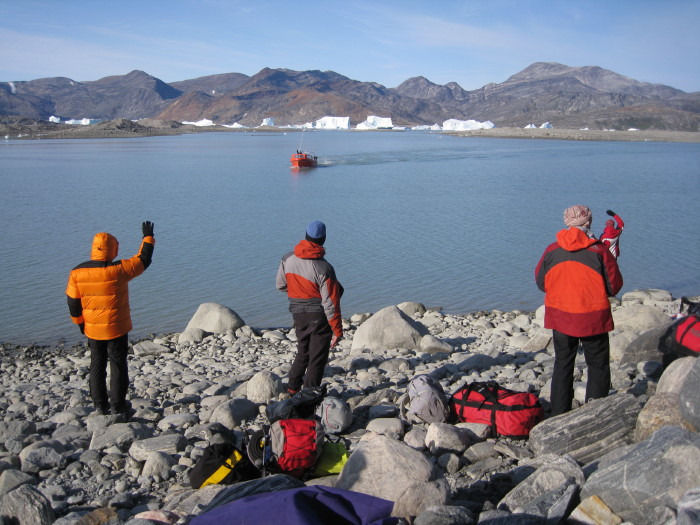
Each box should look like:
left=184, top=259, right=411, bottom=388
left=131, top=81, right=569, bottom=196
left=290, top=150, right=318, bottom=168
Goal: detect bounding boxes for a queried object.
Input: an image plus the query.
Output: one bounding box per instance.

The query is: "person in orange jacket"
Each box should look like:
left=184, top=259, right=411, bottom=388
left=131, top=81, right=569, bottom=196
left=600, top=209, right=624, bottom=259
left=66, top=222, right=155, bottom=415
left=535, top=206, right=622, bottom=416
left=277, top=221, right=343, bottom=394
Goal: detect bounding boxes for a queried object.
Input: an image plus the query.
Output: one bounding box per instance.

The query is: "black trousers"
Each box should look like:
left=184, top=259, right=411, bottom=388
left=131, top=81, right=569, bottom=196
left=88, top=334, right=129, bottom=411
left=288, top=312, right=333, bottom=391
left=550, top=330, right=611, bottom=416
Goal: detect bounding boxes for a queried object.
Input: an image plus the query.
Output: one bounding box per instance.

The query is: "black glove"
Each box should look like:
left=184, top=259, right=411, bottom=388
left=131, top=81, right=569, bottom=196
left=606, top=210, right=616, bottom=217
left=79, top=323, right=85, bottom=335
left=142, top=221, right=154, bottom=237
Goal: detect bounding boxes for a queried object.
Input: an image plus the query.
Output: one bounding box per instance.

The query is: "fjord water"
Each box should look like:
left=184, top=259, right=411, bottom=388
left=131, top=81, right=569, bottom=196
left=1, top=131, right=699, bottom=345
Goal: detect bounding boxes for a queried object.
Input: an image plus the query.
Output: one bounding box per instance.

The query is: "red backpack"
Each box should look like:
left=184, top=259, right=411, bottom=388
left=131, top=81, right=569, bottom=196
left=665, top=297, right=700, bottom=358
left=268, top=419, right=324, bottom=478
left=449, top=381, right=544, bottom=439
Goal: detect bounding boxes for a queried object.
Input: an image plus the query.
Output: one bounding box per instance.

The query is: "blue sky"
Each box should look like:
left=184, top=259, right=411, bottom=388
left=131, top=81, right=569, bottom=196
left=1, top=0, right=698, bottom=92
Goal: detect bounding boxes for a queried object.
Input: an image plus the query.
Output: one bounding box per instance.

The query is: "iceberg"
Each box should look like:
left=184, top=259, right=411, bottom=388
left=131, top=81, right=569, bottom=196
left=183, top=119, right=215, bottom=127
left=356, top=116, right=393, bottom=130
left=49, top=116, right=61, bottom=123
left=315, top=116, right=350, bottom=130
left=524, top=123, right=537, bottom=129
left=540, top=122, right=553, bottom=129
left=65, top=118, right=99, bottom=125
left=222, top=122, right=247, bottom=128
left=442, top=119, right=495, bottom=131
left=260, top=118, right=275, bottom=127
left=411, top=124, right=442, bottom=131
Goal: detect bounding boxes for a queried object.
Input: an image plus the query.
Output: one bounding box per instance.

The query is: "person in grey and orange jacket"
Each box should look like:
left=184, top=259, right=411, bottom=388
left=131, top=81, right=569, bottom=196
left=277, top=220, right=343, bottom=394
left=535, top=206, right=622, bottom=416
left=66, top=221, right=155, bottom=415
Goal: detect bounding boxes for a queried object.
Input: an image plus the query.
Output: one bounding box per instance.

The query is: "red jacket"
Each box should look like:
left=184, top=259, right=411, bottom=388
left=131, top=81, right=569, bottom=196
left=535, top=228, right=623, bottom=337
left=600, top=214, right=624, bottom=258
left=276, top=240, right=343, bottom=337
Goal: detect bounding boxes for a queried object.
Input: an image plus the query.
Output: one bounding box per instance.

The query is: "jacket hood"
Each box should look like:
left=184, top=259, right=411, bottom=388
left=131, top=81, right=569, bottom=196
left=294, top=239, right=325, bottom=259
left=91, top=232, right=119, bottom=261
left=555, top=227, right=598, bottom=252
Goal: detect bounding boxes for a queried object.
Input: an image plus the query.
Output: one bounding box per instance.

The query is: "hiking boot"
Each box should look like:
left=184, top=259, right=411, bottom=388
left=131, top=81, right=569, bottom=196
left=94, top=405, right=111, bottom=416
left=112, top=400, right=132, bottom=415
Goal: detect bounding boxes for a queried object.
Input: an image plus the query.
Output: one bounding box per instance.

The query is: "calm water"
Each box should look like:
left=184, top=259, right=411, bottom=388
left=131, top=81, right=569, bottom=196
left=1, top=131, right=699, bottom=345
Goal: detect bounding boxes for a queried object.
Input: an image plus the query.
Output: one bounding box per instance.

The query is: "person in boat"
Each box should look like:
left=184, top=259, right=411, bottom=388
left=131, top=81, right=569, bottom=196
left=535, top=205, right=622, bottom=416
left=66, top=222, right=155, bottom=416
left=276, top=221, right=343, bottom=394
left=599, top=209, right=624, bottom=259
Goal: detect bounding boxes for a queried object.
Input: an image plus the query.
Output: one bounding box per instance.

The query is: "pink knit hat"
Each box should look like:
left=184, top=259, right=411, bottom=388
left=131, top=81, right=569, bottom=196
left=563, top=205, right=592, bottom=228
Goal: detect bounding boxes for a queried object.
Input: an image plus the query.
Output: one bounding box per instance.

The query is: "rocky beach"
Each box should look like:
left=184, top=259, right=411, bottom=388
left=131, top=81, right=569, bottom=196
left=1, top=289, right=699, bottom=525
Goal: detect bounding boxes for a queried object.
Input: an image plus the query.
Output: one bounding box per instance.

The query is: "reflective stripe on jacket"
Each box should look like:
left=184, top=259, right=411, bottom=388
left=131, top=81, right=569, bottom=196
left=535, top=227, right=622, bottom=337
left=66, top=233, right=155, bottom=340
left=277, top=239, right=343, bottom=338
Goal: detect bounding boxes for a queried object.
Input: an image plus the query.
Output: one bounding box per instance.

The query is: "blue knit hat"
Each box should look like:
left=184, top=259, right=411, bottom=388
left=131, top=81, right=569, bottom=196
left=306, top=220, right=326, bottom=240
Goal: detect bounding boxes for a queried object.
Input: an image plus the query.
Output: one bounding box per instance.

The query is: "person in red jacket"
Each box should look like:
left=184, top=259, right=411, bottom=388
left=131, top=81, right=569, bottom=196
left=535, top=206, right=622, bottom=416
left=600, top=209, right=624, bottom=259
left=66, top=222, right=155, bottom=416
left=277, top=221, right=343, bottom=394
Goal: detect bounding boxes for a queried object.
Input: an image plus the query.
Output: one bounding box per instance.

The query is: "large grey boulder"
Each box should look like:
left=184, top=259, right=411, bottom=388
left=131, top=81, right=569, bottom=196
left=425, top=423, right=471, bottom=455
left=89, top=422, right=153, bottom=451
left=128, top=434, right=188, bottom=462
left=613, top=303, right=671, bottom=333
left=634, top=392, right=694, bottom=442
left=141, top=451, right=177, bottom=479
left=619, top=323, right=674, bottom=366
left=528, top=394, right=642, bottom=464
left=208, top=398, right=259, bottom=427
left=414, top=505, right=474, bottom=525
left=246, top=371, right=282, bottom=404
left=498, top=454, right=584, bottom=512
left=351, top=305, right=429, bottom=351
left=657, top=356, right=696, bottom=394
left=335, top=433, right=449, bottom=518
left=680, top=356, right=700, bottom=430
left=184, top=302, right=245, bottom=335
left=132, top=341, right=170, bottom=357
left=0, top=421, right=36, bottom=445
left=0, top=469, right=36, bottom=498
left=581, top=425, right=700, bottom=525
left=397, top=301, right=427, bottom=318
left=0, top=484, right=55, bottom=525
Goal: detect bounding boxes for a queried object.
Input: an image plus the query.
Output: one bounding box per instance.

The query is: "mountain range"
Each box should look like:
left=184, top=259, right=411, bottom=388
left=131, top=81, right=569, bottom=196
left=2, top=62, right=699, bottom=131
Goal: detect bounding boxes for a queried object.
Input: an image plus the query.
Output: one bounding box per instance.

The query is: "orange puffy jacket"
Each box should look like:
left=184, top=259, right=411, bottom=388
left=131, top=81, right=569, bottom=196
left=66, top=232, right=155, bottom=340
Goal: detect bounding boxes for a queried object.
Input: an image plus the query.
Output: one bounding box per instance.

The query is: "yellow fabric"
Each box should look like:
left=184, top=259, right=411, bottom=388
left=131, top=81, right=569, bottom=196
left=312, top=441, right=349, bottom=477
left=201, top=449, right=243, bottom=487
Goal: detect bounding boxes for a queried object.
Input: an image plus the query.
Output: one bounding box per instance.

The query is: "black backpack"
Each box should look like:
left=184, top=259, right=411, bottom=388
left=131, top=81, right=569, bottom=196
left=189, top=441, right=261, bottom=489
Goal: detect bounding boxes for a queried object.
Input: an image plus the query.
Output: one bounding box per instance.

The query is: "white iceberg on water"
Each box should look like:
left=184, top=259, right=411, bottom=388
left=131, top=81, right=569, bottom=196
left=540, top=122, right=553, bottom=129
left=183, top=119, right=215, bottom=127
left=260, top=118, right=275, bottom=127
left=315, top=116, right=350, bottom=130
left=356, top=116, right=393, bottom=130
left=441, top=119, right=495, bottom=131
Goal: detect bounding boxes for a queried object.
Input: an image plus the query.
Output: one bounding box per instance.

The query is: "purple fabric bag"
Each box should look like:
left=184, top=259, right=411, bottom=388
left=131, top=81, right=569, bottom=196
left=190, top=485, right=397, bottom=525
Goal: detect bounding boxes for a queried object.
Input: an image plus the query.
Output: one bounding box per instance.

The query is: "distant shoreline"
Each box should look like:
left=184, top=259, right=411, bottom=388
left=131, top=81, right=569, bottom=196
left=445, top=126, right=700, bottom=143
left=2, top=118, right=699, bottom=143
